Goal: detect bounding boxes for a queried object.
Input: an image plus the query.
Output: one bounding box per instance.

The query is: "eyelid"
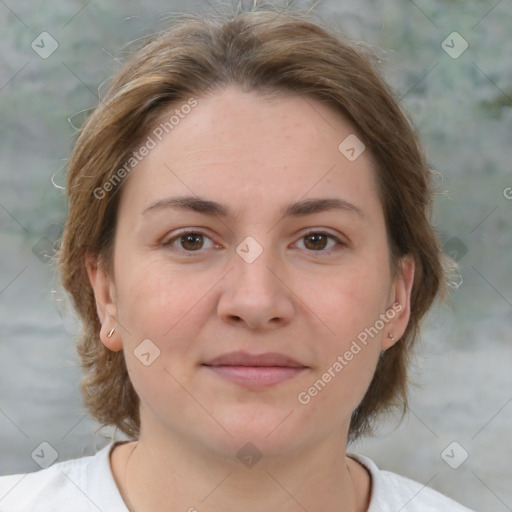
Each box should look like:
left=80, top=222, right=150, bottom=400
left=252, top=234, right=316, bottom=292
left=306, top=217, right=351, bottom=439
left=161, top=228, right=218, bottom=248
left=300, top=228, right=346, bottom=241
left=295, top=229, right=347, bottom=251
left=161, top=227, right=347, bottom=254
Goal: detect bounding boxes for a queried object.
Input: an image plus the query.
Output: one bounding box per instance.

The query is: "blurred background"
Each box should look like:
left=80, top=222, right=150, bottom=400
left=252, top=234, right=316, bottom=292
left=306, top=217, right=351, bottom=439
left=0, top=0, right=510, bottom=510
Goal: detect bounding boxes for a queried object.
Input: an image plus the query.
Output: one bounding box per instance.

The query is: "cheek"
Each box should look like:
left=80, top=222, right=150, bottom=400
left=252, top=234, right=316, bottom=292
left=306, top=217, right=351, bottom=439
left=297, top=289, right=384, bottom=420
left=111, top=259, right=209, bottom=410
left=294, top=256, right=390, bottom=407
left=297, top=350, right=378, bottom=423
left=115, top=259, right=212, bottom=419
left=305, top=258, right=391, bottom=344
left=114, top=254, right=215, bottom=340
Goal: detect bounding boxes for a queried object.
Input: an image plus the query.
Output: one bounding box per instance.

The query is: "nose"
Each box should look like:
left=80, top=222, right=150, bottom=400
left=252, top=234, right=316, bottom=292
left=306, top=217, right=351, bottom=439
left=216, top=245, right=296, bottom=330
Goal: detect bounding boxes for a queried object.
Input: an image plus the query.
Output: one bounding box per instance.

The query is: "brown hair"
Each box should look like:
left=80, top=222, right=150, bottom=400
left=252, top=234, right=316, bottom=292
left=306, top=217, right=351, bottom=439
left=58, top=7, right=445, bottom=441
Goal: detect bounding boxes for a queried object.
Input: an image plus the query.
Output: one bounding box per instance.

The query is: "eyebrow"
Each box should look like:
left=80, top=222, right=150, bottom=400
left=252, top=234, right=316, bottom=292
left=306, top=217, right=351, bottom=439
left=142, top=195, right=364, bottom=219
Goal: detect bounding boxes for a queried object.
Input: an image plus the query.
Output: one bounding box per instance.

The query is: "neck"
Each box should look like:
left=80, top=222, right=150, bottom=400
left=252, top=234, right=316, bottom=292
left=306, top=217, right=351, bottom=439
left=112, top=429, right=370, bottom=512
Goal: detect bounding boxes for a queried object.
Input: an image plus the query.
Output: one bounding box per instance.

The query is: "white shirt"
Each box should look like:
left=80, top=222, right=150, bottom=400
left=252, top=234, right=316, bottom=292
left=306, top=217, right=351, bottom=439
left=0, top=442, right=475, bottom=511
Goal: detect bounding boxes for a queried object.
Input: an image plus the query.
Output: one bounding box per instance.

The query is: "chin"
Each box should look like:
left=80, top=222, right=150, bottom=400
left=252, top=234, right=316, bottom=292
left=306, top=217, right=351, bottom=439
left=197, top=403, right=310, bottom=457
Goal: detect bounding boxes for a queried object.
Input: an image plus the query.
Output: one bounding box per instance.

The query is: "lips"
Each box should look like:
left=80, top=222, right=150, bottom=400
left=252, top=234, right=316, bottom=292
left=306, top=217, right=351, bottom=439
left=203, top=351, right=306, bottom=368
left=202, top=351, right=308, bottom=389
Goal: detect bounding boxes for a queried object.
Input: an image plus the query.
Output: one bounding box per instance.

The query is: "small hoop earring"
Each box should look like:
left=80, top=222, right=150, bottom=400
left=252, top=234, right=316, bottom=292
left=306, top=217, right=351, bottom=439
left=107, top=328, right=115, bottom=338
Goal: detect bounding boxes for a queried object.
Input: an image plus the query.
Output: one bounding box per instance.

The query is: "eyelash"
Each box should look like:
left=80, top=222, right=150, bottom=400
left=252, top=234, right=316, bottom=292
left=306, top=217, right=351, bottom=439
left=161, top=229, right=346, bottom=255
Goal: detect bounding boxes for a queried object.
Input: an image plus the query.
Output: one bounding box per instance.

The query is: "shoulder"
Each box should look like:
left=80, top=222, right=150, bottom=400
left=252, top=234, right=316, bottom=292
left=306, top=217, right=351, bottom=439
left=348, top=452, right=476, bottom=512
left=0, top=442, right=128, bottom=512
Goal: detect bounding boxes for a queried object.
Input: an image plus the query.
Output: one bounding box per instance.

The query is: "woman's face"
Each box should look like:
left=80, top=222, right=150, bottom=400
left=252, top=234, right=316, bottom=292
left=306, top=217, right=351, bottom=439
left=88, top=87, right=413, bottom=458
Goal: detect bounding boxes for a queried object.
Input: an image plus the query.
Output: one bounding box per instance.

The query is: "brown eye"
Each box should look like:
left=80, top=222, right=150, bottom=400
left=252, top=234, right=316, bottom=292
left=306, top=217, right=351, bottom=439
left=296, top=231, right=344, bottom=253
left=179, top=232, right=204, bottom=251
left=303, top=233, right=329, bottom=250
left=163, top=230, right=215, bottom=253
left=304, top=233, right=327, bottom=250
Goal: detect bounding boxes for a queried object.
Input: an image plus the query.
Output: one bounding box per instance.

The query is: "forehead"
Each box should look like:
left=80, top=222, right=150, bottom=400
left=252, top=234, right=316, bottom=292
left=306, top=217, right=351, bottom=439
left=117, top=87, right=381, bottom=220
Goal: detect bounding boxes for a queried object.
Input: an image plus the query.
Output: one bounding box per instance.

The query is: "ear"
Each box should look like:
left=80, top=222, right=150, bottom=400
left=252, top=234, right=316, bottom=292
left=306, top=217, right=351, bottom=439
left=85, top=252, right=123, bottom=352
left=381, top=255, right=415, bottom=350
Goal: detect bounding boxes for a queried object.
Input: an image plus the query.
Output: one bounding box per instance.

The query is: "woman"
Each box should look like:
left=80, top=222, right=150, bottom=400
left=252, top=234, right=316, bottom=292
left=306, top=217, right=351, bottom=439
left=0, top=8, right=474, bottom=512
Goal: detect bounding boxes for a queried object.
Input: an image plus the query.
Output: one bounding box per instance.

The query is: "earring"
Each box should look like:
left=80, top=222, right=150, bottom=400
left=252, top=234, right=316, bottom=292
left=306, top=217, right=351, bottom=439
left=107, top=328, right=115, bottom=338
left=388, top=333, right=394, bottom=341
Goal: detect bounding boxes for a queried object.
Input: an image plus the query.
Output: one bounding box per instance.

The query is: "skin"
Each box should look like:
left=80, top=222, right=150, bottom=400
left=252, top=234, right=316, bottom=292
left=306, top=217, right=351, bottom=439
left=86, top=86, right=414, bottom=512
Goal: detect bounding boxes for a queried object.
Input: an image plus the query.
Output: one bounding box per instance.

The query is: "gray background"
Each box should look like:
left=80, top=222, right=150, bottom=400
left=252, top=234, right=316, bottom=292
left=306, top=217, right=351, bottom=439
left=1, top=1, right=511, bottom=511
